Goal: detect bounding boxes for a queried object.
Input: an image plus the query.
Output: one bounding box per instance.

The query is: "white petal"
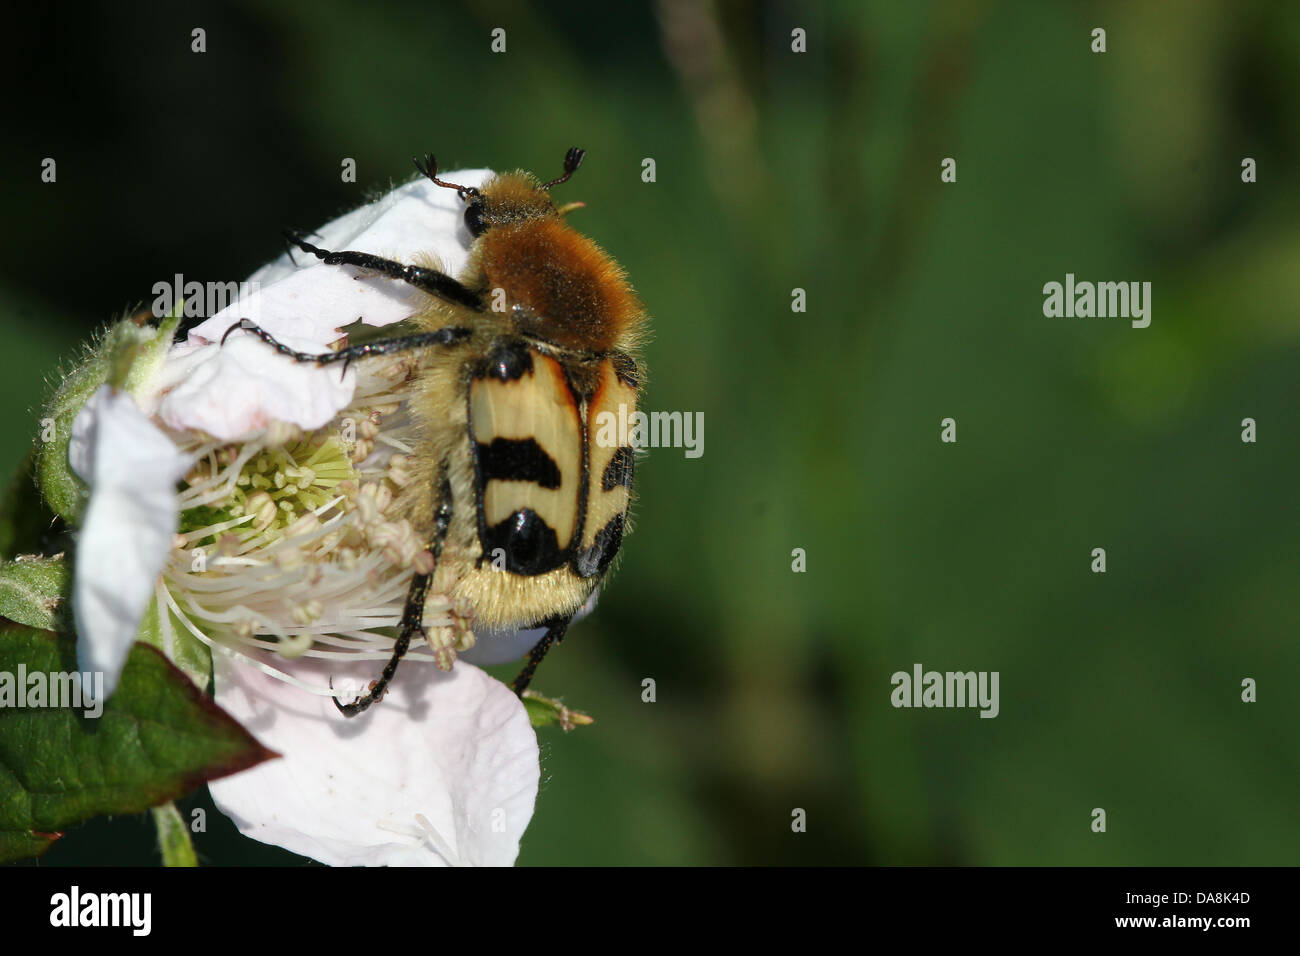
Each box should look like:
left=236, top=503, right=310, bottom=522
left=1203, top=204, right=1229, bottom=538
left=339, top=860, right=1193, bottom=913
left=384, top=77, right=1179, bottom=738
left=154, top=335, right=355, bottom=440
left=71, top=386, right=191, bottom=698
left=208, top=651, right=539, bottom=867
left=153, top=171, right=490, bottom=441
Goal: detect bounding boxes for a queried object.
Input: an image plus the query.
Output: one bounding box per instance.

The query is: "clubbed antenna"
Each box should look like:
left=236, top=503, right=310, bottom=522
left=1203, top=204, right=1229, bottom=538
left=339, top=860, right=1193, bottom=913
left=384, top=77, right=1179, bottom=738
left=543, top=147, right=586, bottom=189
left=413, top=153, right=479, bottom=198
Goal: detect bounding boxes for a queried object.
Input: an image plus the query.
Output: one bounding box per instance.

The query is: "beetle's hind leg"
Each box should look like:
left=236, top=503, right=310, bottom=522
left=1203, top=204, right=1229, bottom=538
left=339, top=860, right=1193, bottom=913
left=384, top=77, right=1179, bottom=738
left=510, top=614, right=574, bottom=696
left=333, top=475, right=455, bottom=717
left=333, top=569, right=433, bottom=717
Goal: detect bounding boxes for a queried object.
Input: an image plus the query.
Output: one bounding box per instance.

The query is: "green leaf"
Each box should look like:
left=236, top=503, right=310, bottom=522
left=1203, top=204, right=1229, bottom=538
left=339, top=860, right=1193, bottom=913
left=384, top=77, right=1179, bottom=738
left=0, top=625, right=275, bottom=863
left=0, top=452, right=60, bottom=560
left=522, top=689, right=594, bottom=732
left=151, top=801, right=198, bottom=867
left=0, top=555, right=69, bottom=631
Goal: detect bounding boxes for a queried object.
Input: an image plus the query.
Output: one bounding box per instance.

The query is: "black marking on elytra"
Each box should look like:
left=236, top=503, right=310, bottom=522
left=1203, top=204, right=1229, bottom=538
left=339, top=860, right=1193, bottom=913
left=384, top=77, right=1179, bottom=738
left=284, top=232, right=484, bottom=310
left=601, top=447, right=635, bottom=491
left=574, top=514, right=625, bottom=579
left=573, top=385, right=591, bottom=576
left=611, top=351, right=639, bottom=389
left=479, top=341, right=534, bottom=381
left=485, top=508, right=565, bottom=576
left=478, top=438, right=562, bottom=489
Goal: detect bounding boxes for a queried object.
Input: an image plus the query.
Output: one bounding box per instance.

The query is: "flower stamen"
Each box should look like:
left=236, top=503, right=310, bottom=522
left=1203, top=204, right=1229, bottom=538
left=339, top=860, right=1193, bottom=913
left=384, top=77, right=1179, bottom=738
left=159, top=360, right=462, bottom=697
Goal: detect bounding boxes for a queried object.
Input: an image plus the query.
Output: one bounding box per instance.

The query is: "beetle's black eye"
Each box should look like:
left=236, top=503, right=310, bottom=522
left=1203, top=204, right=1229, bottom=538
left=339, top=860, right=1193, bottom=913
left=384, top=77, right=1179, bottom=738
left=465, top=200, right=487, bottom=237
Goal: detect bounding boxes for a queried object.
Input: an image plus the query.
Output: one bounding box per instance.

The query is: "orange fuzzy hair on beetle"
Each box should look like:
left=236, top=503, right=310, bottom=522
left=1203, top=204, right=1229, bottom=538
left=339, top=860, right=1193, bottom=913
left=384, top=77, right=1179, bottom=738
left=226, top=147, right=648, bottom=716
left=477, top=215, right=643, bottom=354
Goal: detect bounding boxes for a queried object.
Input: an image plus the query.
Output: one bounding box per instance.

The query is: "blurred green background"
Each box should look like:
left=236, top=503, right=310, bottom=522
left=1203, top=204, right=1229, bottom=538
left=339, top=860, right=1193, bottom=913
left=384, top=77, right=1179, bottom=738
left=2, top=0, right=1297, bottom=865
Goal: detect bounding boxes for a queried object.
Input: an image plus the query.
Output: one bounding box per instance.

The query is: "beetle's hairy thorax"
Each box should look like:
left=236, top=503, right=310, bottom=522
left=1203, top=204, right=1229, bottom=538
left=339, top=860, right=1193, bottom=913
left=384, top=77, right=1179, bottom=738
left=472, top=220, right=644, bottom=354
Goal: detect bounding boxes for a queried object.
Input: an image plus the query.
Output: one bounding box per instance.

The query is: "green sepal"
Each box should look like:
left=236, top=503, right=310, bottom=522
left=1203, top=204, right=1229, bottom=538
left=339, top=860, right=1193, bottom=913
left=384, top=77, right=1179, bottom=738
left=135, top=594, right=212, bottom=692
left=35, top=311, right=181, bottom=523
left=0, top=555, right=69, bottom=632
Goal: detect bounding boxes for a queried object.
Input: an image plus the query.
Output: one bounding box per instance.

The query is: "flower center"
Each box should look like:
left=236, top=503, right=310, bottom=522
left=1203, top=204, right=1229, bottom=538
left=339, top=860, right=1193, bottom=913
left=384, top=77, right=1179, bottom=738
left=158, top=359, right=474, bottom=695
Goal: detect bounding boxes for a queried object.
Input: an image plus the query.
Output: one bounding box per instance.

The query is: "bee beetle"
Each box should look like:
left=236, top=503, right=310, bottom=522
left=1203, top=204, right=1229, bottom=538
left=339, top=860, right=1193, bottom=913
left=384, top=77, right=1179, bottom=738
left=226, top=148, right=645, bottom=715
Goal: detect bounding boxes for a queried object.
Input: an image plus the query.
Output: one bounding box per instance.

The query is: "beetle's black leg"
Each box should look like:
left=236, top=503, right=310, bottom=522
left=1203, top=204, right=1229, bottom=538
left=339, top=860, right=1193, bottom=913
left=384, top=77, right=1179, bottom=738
left=334, top=475, right=455, bottom=717
left=510, top=614, right=572, bottom=696
left=282, top=229, right=303, bottom=265
left=284, top=231, right=483, bottom=310
left=333, top=571, right=431, bottom=717
left=222, top=318, right=472, bottom=364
